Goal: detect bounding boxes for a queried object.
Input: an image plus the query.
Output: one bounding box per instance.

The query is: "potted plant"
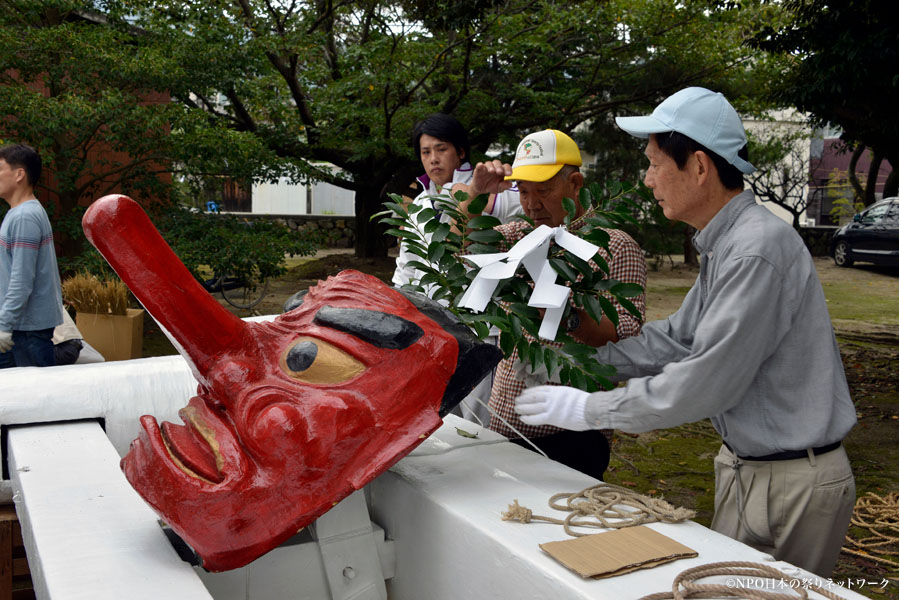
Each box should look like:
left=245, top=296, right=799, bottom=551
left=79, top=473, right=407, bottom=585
left=61, top=274, right=144, bottom=361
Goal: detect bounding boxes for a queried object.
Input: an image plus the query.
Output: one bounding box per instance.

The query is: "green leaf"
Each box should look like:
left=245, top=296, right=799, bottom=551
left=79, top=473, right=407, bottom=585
left=472, top=320, right=490, bottom=339
left=519, top=314, right=541, bottom=339
left=578, top=186, right=592, bottom=210
left=468, top=215, right=502, bottom=229
left=416, top=208, right=438, bottom=224
left=597, top=295, right=620, bottom=327
left=467, top=242, right=501, bottom=254
left=562, top=196, right=577, bottom=222
left=583, top=294, right=604, bottom=326
left=619, top=296, right=643, bottom=321
left=432, top=223, right=451, bottom=242
left=427, top=241, right=446, bottom=263
left=499, top=330, right=515, bottom=357
left=583, top=228, right=611, bottom=247
left=467, top=193, right=489, bottom=215
left=563, top=250, right=593, bottom=279
left=382, top=202, right=408, bottom=217
left=385, top=228, right=420, bottom=240
left=379, top=217, right=409, bottom=228
left=507, top=278, right=531, bottom=300
left=456, top=427, right=479, bottom=439
left=543, top=348, right=558, bottom=378
left=549, top=258, right=578, bottom=282
left=467, top=229, right=504, bottom=244
left=610, top=282, right=644, bottom=298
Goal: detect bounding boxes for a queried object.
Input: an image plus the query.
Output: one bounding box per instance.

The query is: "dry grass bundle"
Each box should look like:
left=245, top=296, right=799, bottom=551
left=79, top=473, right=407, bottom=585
left=62, top=273, right=129, bottom=315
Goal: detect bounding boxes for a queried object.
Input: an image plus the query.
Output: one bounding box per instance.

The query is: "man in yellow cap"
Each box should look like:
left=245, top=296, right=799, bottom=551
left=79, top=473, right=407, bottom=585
left=452, top=129, right=646, bottom=480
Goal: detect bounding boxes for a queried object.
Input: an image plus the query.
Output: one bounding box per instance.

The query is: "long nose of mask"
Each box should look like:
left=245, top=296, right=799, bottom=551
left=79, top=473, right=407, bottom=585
left=82, top=195, right=501, bottom=571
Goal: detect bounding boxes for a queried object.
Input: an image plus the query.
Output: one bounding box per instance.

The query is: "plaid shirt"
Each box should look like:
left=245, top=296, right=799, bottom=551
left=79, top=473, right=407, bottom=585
left=488, top=214, right=647, bottom=439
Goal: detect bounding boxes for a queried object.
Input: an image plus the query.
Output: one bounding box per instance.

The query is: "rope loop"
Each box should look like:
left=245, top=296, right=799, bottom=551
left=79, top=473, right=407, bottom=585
left=638, top=561, right=847, bottom=600
left=502, top=482, right=696, bottom=537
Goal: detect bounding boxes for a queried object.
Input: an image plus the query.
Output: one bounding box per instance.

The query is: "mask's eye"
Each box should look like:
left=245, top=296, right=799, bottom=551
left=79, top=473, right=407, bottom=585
left=280, top=337, right=365, bottom=384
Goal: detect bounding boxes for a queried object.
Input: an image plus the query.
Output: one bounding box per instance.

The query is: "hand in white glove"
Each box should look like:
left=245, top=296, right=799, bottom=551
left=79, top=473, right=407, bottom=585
left=0, top=330, right=13, bottom=353
left=512, top=358, right=561, bottom=388
left=514, top=385, right=591, bottom=431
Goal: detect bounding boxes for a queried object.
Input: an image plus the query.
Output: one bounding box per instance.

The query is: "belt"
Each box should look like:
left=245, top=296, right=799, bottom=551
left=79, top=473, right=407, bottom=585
left=725, top=440, right=842, bottom=462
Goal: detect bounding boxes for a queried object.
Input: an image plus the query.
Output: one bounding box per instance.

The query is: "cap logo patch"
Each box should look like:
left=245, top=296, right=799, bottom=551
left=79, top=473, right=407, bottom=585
left=517, top=138, right=544, bottom=162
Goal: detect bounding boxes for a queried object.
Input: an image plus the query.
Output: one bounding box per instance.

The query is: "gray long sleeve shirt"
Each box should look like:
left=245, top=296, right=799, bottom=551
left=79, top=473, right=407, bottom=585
left=585, top=190, right=856, bottom=457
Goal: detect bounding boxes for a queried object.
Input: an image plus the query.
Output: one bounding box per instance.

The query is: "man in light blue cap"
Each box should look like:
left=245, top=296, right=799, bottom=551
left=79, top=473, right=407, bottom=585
left=513, top=87, right=856, bottom=576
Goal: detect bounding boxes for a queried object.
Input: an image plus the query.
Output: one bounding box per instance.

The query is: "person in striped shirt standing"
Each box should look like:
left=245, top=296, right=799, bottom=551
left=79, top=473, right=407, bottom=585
left=0, top=143, right=63, bottom=368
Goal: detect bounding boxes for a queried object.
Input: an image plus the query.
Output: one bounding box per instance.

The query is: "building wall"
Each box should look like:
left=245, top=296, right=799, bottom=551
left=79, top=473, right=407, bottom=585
left=250, top=172, right=355, bottom=216
left=743, top=109, right=813, bottom=226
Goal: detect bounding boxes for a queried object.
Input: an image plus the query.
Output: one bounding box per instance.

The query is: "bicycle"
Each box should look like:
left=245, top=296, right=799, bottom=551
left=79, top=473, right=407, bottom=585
left=202, top=273, right=269, bottom=310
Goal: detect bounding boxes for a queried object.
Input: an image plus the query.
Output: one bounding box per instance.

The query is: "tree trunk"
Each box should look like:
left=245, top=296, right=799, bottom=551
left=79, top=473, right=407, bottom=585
left=848, top=144, right=865, bottom=202
left=353, top=186, right=390, bottom=258
left=883, top=167, right=898, bottom=198
left=682, top=226, right=698, bottom=266
left=864, top=151, right=884, bottom=206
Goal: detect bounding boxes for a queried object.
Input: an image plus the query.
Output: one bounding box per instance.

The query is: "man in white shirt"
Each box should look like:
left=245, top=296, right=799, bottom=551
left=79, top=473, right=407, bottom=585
left=392, top=114, right=522, bottom=293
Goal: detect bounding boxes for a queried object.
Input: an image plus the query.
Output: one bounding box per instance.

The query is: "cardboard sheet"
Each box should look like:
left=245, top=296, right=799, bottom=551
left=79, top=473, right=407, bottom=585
left=539, top=526, right=697, bottom=579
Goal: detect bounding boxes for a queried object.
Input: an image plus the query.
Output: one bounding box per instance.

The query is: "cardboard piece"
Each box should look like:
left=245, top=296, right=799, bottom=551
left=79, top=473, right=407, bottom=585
left=539, top=526, right=697, bottom=579
left=76, top=308, right=144, bottom=362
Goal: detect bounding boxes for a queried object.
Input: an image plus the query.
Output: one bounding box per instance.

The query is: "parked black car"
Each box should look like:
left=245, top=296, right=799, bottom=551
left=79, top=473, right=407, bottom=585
left=831, top=197, right=898, bottom=267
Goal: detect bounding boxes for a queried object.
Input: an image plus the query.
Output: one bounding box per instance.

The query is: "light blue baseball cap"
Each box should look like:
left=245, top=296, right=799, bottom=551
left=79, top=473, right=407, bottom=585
left=615, top=87, right=756, bottom=174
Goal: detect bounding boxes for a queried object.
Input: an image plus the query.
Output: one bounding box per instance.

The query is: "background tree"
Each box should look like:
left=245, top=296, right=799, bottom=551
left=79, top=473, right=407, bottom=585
left=0, top=1, right=278, bottom=266
left=122, top=0, right=782, bottom=257
left=746, top=128, right=819, bottom=229
left=748, top=0, right=898, bottom=205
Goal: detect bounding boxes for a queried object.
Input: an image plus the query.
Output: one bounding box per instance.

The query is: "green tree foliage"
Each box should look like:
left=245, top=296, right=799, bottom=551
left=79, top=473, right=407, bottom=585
left=67, top=206, right=320, bottom=287
left=0, top=1, right=300, bottom=279
left=119, top=0, right=781, bottom=258
left=748, top=0, right=898, bottom=203
left=377, top=185, right=643, bottom=391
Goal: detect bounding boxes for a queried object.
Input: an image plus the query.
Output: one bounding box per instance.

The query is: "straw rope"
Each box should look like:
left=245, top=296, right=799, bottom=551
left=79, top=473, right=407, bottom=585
left=501, top=482, right=695, bottom=536
left=840, top=491, right=899, bottom=568
left=637, top=562, right=847, bottom=600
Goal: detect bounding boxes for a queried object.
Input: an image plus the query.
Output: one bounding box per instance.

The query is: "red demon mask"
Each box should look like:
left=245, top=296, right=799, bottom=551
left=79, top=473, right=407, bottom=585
left=82, top=195, right=500, bottom=571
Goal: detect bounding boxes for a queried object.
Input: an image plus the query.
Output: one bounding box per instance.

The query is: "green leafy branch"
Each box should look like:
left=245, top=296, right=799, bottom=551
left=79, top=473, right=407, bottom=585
left=374, top=181, right=644, bottom=392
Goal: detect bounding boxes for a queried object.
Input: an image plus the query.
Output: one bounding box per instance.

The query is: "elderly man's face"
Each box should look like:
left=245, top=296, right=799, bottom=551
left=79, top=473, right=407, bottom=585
left=516, top=169, right=584, bottom=227
left=643, top=135, right=703, bottom=227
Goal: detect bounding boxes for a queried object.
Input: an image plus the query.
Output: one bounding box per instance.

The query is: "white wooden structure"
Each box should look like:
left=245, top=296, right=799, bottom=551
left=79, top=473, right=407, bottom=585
left=0, top=341, right=866, bottom=600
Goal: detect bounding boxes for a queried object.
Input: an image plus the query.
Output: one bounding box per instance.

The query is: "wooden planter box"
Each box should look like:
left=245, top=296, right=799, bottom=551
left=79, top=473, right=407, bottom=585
left=75, top=308, right=144, bottom=362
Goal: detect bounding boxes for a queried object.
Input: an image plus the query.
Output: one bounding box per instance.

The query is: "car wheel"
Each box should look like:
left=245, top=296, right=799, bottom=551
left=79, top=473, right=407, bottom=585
left=833, top=241, right=854, bottom=267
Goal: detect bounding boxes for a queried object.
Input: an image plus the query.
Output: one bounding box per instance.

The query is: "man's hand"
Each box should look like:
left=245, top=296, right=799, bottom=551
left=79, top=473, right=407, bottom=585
left=468, top=160, right=513, bottom=197
left=514, top=385, right=591, bottom=431
left=0, top=331, right=13, bottom=353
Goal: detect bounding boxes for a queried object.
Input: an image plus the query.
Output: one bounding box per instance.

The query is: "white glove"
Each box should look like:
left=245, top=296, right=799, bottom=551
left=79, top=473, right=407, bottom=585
left=0, top=330, right=13, bottom=353
left=512, top=358, right=561, bottom=388
left=514, top=385, right=591, bottom=431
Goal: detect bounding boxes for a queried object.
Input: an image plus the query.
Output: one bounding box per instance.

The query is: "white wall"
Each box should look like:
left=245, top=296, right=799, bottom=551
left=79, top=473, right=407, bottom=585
left=251, top=172, right=355, bottom=216
left=743, top=109, right=814, bottom=226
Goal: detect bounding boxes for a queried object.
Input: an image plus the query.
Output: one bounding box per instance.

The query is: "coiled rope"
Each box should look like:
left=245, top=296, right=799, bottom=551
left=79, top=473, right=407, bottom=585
left=637, top=562, right=847, bottom=600
left=501, top=482, right=696, bottom=536
left=840, top=491, right=898, bottom=568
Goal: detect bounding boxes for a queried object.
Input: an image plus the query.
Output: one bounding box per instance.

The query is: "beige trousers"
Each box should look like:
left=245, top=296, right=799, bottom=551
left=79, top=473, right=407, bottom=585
left=711, top=444, right=855, bottom=577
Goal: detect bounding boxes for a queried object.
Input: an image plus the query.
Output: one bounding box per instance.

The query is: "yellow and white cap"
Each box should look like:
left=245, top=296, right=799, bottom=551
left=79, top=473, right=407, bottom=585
left=505, top=129, right=582, bottom=182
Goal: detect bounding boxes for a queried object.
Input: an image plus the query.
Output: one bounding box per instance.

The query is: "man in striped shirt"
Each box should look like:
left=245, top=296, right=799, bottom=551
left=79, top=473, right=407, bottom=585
left=0, top=144, right=63, bottom=368
left=456, top=129, right=646, bottom=480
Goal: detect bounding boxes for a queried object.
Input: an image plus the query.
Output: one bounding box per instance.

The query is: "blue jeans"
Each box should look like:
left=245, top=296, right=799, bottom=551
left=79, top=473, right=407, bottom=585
left=0, top=328, right=55, bottom=368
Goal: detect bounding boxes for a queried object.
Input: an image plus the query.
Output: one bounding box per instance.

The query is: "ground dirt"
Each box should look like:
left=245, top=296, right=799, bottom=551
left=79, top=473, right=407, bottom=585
left=142, top=250, right=898, bottom=597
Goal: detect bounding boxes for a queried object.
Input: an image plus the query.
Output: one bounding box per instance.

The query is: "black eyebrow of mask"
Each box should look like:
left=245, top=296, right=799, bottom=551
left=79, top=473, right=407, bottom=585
left=313, top=305, right=423, bottom=350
